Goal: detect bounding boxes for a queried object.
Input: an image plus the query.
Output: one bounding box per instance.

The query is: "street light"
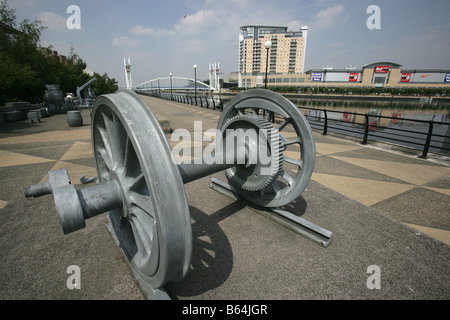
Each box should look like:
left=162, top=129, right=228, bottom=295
left=157, top=77, right=161, bottom=96
left=264, top=40, right=272, bottom=89
left=169, top=73, right=173, bottom=101
left=193, top=64, right=197, bottom=106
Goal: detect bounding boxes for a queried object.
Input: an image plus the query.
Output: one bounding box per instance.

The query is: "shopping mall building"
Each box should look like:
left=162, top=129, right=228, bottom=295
left=238, top=26, right=450, bottom=90
left=305, top=62, right=450, bottom=89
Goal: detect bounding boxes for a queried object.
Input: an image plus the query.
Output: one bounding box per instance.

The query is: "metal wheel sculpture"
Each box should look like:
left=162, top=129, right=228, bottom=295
left=217, top=89, right=316, bottom=208
left=24, top=88, right=325, bottom=299
left=91, top=90, right=192, bottom=290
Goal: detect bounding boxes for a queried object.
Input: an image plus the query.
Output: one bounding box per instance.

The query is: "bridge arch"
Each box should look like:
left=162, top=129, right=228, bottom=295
left=133, top=76, right=214, bottom=94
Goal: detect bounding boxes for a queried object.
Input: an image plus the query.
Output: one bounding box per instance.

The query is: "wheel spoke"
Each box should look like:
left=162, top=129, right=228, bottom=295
left=129, top=206, right=159, bottom=274
left=97, top=126, right=113, bottom=165
left=282, top=136, right=302, bottom=147
left=103, top=112, right=128, bottom=165
left=124, top=138, right=132, bottom=166
left=284, top=156, right=303, bottom=169
left=271, top=180, right=280, bottom=193
left=97, top=146, right=113, bottom=171
left=130, top=192, right=154, bottom=216
left=277, top=118, right=290, bottom=132
left=280, top=170, right=294, bottom=186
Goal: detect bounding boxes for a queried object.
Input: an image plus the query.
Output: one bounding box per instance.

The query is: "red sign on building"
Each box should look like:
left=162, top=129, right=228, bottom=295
left=375, top=65, right=390, bottom=73
left=400, top=73, right=411, bottom=82
left=349, top=73, right=358, bottom=82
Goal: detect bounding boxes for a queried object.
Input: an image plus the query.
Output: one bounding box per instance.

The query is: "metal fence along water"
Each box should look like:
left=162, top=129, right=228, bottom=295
left=299, top=106, right=449, bottom=158
left=139, top=91, right=450, bottom=159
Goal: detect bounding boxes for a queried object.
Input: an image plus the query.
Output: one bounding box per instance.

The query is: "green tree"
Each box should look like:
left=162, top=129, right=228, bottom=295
left=0, top=0, right=46, bottom=104
left=0, top=0, right=118, bottom=105
left=91, top=72, right=119, bottom=96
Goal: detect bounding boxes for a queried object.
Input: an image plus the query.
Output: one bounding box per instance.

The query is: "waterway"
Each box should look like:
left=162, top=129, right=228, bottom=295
left=216, top=93, right=450, bottom=156
left=287, top=96, right=450, bottom=156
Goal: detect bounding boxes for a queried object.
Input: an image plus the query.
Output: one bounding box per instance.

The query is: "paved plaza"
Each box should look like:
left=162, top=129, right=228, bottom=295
left=0, top=95, right=448, bottom=300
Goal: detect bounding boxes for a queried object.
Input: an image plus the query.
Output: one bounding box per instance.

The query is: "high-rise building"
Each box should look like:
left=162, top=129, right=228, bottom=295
left=238, top=25, right=308, bottom=88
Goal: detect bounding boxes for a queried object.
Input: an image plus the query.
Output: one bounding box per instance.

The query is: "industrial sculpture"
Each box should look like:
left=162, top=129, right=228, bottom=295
left=24, top=89, right=331, bottom=299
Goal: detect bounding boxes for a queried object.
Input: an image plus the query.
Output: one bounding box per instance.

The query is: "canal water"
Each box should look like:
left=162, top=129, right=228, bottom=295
left=199, top=92, right=449, bottom=156
left=288, top=96, right=450, bottom=156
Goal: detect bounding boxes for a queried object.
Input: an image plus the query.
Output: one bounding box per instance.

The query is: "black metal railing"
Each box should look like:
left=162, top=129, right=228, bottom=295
left=136, top=90, right=225, bottom=111
left=299, top=106, right=450, bottom=158
left=135, top=89, right=449, bottom=158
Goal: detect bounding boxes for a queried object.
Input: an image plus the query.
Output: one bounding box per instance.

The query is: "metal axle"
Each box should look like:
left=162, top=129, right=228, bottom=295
left=178, top=145, right=248, bottom=184
left=25, top=146, right=251, bottom=234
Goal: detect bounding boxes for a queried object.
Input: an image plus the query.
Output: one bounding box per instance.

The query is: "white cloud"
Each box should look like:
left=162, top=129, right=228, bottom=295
left=112, top=36, right=141, bottom=47
left=286, top=20, right=305, bottom=31
left=131, top=9, right=218, bottom=38
left=310, top=4, right=349, bottom=31
left=130, top=25, right=175, bottom=37
left=37, top=11, right=67, bottom=32
left=174, top=9, right=217, bottom=35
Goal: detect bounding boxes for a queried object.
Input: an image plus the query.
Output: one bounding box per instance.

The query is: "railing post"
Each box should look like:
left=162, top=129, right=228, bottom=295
left=323, top=109, right=328, bottom=135
left=421, top=121, right=434, bottom=158
left=362, top=113, right=369, bottom=145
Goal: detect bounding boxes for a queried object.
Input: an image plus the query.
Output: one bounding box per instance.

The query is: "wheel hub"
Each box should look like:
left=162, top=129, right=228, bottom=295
left=220, top=114, right=284, bottom=192
left=108, top=168, right=130, bottom=218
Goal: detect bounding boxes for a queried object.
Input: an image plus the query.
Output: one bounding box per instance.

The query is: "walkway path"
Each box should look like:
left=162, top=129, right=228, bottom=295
left=0, top=94, right=448, bottom=300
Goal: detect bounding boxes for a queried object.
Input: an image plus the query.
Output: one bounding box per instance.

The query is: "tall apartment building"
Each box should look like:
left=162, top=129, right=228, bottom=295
left=238, top=25, right=308, bottom=88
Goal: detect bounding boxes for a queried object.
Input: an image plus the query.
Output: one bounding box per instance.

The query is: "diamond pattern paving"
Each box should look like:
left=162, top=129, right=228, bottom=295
left=0, top=110, right=448, bottom=246
left=311, top=172, right=416, bottom=206
left=330, top=155, right=450, bottom=185
left=0, top=150, right=54, bottom=168
left=311, top=139, right=450, bottom=245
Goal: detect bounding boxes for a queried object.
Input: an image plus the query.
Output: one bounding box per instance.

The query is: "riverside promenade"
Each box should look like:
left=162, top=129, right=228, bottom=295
left=0, top=95, right=448, bottom=300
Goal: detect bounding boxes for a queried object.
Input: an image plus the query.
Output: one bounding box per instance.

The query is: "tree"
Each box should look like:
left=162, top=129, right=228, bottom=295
left=0, top=0, right=118, bottom=105
left=0, top=0, right=46, bottom=104
left=91, top=72, right=119, bottom=96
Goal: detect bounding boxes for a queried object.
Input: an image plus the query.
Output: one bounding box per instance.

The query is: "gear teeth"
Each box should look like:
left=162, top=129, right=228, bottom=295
left=221, top=114, right=284, bottom=192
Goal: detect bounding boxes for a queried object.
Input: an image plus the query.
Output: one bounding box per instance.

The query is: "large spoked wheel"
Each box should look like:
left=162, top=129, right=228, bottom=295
left=92, top=90, right=192, bottom=290
left=217, top=89, right=316, bottom=208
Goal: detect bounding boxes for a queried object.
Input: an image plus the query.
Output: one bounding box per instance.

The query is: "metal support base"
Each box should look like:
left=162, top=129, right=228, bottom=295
left=106, top=212, right=171, bottom=300
left=210, top=178, right=332, bottom=247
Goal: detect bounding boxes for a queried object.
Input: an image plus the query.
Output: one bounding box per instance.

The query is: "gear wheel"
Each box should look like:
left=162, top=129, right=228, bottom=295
left=220, top=114, right=284, bottom=192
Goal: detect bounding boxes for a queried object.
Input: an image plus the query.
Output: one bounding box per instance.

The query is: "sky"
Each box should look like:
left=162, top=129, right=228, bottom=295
left=10, top=0, right=450, bottom=88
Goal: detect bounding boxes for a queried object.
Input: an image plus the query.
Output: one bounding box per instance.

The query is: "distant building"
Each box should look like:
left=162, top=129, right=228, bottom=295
left=306, top=62, right=450, bottom=89
left=238, top=25, right=308, bottom=88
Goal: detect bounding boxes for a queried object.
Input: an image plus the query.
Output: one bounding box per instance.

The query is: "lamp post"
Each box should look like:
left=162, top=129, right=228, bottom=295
left=193, top=64, right=197, bottom=106
left=264, top=40, right=272, bottom=89
left=169, top=73, right=173, bottom=101
left=157, top=77, right=161, bottom=97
